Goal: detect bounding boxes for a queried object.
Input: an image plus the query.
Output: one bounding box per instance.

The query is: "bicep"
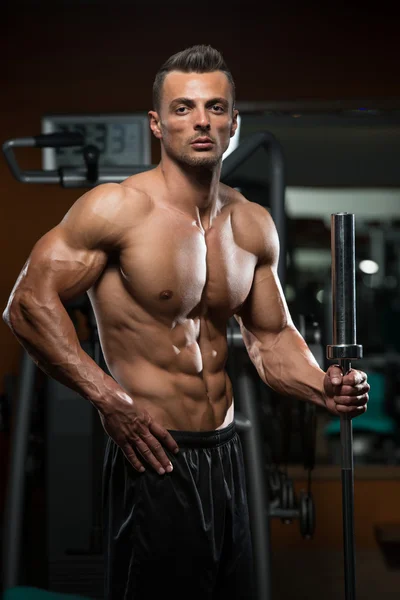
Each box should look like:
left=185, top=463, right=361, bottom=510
left=235, top=204, right=292, bottom=338
left=235, top=261, right=293, bottom=340
left=14, top=225, right=108, bottom=304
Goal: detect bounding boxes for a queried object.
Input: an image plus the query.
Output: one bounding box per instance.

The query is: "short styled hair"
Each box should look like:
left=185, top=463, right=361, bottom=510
left=152, top=44, right=236, bottom=113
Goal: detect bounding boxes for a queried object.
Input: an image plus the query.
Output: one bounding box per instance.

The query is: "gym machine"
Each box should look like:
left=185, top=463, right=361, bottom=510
left=2, top=121, right=321, bottom=600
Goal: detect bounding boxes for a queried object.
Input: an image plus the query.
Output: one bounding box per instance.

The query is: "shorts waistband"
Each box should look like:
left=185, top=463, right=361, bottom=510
left=167, top=420, right=236, bottom=448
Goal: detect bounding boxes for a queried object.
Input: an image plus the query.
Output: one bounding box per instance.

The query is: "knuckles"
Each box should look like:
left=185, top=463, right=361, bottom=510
left=336, top=404, right=367, bottom=414
left=329, top=367, right=368, bottom=387
left=334, top=393, right=369, bottom=407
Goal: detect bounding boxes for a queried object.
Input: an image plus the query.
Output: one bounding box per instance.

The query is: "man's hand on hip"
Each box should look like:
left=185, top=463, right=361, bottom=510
left=98, top=392, right=179, bottom=474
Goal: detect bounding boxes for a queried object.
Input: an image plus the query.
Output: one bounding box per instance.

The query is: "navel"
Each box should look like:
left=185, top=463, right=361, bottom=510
left=159, top=290, right=173, bottom=300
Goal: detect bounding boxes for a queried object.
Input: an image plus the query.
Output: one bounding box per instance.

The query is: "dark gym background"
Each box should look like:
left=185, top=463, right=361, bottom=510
left=1, top=2, right=400, bottom=599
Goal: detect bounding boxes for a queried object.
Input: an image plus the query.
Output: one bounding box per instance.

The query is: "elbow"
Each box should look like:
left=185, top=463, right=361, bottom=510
left=2, top=306, right=11, bottom=329
left=3, top=291, right=36, bottom=335
left=3, top=295, right=17, bottom=330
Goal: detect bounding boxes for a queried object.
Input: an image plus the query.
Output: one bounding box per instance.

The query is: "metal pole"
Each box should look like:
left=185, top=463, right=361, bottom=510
left=229, top=322, right=272, bottom=600
left=326, top=213, right=363, bottom=600
left=2, top=349, right=37, bottom=591
left=268, top=141, right=286, bottom=287
left=236, top=358, right=272, bottom=600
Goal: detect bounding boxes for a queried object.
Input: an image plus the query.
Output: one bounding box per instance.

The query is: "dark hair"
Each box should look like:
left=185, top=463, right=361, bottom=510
left=152, top=44, right=235, bottom=112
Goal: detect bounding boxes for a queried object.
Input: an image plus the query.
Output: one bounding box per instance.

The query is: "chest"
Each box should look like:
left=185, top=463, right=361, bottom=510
left=119, top=212, right=257, bottom=319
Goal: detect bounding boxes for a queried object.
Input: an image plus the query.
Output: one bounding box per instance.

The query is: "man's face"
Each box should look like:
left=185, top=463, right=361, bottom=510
left=149, top=70, right=238, bottom=169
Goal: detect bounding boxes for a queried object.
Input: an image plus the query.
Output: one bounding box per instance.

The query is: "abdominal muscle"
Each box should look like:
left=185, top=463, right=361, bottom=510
left=98, top=316, right=235, bottom=432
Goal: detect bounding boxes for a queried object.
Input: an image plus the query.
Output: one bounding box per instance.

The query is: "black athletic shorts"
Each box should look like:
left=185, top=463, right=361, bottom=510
left=102, top=420, right=255, bottom=599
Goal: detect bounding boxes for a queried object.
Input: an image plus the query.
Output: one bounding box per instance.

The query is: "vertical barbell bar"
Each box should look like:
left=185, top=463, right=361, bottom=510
left=327, top=213, right=363, bottom=600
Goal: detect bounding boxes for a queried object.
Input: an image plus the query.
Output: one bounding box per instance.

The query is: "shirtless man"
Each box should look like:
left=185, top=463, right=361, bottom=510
left=3, top=45, right=369, bottom=599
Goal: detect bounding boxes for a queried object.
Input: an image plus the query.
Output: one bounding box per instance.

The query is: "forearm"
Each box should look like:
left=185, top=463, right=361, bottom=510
left=3, top=291, right=123, bottom=413
left=243, top=324, right=327, bottom=407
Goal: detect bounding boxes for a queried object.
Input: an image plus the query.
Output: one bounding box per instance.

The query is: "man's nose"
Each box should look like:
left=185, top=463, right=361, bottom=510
left=194, top=109, right=211, bottom=130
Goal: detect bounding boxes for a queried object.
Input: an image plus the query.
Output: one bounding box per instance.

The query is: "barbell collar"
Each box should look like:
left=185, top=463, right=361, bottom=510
left=326, top=344, right=363, bottom=360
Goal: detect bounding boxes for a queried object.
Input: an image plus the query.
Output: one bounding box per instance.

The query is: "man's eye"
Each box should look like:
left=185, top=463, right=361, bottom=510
left=212, top=105, right=224, bottom=112
left=176, top=106, right=188, bottom=114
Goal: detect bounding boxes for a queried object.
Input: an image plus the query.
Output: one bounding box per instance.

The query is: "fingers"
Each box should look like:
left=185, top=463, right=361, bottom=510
left=328, top=366, right=369, bottom=417
left=329, top=365, right=344, bottom=385
left=104, top=404, right=180, bottom=475
left=132, top=418, right=179, bottom=475
left=123, top=446, right=146, bottom=473
left=342, top=370, right=368, bottom=386
left=334, top=392, right=369, bottom=408
left=328, top=366, right=368, bottom=387
left=150, top=420, right=180, bottom=454
left=134, top=432, right=174, bottom=475
left=335, top=403, right=368, bottom=416
left=338, top=382, right=370, bottom=397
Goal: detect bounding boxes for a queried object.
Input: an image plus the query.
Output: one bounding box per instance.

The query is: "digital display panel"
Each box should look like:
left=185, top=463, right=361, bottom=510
left=41, top=114, right=151, bottom=169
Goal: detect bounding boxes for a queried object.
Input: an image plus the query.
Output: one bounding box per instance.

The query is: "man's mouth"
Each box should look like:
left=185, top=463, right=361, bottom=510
left=190, top=137, right=214, bottom=149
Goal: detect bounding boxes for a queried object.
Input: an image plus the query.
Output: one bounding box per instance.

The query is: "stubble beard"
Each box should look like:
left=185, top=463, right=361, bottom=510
left=177, top=148, right=221, bottom=170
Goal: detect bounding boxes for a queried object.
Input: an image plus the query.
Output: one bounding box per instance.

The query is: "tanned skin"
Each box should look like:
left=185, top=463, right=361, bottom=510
left=3, top=70, right=369, bottom=476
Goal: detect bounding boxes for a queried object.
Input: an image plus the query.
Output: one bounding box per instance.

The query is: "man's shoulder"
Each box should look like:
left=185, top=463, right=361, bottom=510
left=59, top=180, right=156, bottom=251
left=219, top=184, right=273, bottom=227
left=219, top=185, right=278, bottom=261
left=71, top=178, right=155, bottom=223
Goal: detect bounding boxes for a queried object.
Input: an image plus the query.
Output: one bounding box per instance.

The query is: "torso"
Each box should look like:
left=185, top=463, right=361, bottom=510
left=87, top=170, right=259, bottom=431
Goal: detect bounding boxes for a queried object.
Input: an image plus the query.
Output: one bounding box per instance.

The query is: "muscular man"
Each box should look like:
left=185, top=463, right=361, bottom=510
left=4, top=45, right=369, bottom=599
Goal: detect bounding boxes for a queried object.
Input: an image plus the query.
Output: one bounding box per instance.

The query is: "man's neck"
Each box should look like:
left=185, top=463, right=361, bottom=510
left=156, top=156, right=222, bottom=230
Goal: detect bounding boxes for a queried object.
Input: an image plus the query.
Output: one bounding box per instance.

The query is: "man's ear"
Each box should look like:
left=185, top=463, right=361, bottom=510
left=148, top=110, right=162, bottom=139
left=230, top=108, right=239, bottom=138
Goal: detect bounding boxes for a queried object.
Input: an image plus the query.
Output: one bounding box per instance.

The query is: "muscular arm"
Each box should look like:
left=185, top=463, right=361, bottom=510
left=4, top=182, right=179, bottom=473
left=3, top=183, right=131, bottom=411
left=235, top=205, right=326, bottom=408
